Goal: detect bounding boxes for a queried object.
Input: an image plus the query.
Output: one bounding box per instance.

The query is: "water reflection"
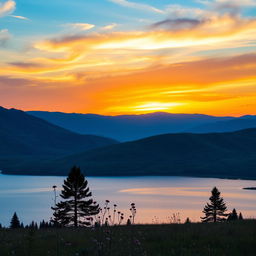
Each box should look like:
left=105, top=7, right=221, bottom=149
left=0, top=175, right=256, bottom=226
left=120, top=186, right=256, bottom=199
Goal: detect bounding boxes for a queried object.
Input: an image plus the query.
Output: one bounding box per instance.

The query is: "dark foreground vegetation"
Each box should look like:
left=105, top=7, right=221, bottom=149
left=0, top=221, right=256, bottom=256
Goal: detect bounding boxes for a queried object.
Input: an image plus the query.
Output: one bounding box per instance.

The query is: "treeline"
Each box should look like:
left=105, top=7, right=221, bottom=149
left=9, top=212, right=53, bottom=229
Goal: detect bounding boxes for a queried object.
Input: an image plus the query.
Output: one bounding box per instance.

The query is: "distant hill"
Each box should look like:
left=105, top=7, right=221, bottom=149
left=5, top=128, right=256, bottom=179
left=186, top=116, right=256, bottom=133
left=0, top=106, right=117, bottom=171
left=27, top=111, right=233, bottom=141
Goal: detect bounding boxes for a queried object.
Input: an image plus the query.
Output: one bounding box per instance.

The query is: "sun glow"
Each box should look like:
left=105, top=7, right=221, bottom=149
left=131, top=102, right=185, bottom=112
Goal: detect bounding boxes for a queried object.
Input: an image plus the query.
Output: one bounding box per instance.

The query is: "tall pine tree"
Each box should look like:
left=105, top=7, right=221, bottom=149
left=10, top=212, right=21, bottom=228
left=51, top=166, right=99, bottom=227
left=201, top=187, right=228, bottom=223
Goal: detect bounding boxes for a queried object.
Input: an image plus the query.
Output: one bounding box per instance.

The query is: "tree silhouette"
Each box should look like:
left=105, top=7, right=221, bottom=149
left=185, top=217, right=191, bottom=224
left=239, top=212, right=244, bottom=220
left=51, top=166, right=99, bottom=227
left=10, top=212, right=21, bottom=228
left=201, top=187, right=228, bottom=223
left=227, top=208, right=238, bottom=221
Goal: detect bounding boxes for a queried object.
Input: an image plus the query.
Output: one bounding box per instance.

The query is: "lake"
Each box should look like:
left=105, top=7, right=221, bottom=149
left=0, top=174, right=256, bottom=226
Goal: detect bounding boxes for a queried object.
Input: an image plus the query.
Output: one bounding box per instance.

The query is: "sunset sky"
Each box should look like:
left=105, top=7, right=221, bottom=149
left=1, top=0, right=256, bottom=116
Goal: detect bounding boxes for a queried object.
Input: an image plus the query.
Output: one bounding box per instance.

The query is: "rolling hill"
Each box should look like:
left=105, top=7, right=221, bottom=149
left=4, top=128, right=256, bottom=179
left=0, top=106, right=117, bottom=171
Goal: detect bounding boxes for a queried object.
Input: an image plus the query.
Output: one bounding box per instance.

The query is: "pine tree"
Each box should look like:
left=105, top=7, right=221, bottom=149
left=51, top=166, right=99, bottom=227
left=239, top=212, right=244, bottom=220
left=10, top=212, right=21, bottom=228
left=40, top=220, right=46, bottom=229
left=51, top=201, right=71, bottom=227
left=227, top=208, right=238, bottom=221
left=201, top=187, right=228, bottom=223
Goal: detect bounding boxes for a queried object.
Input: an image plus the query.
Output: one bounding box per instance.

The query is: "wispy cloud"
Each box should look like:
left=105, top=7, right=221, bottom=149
left=19, top=13, right=256, bottom=76
left=101, top=23, right=117, bottom=30
left=1, top=11, right=251, bottom=95
left=0, top=0, right=15, bottom=17
left=151, top=18, right=203, bottom=30
left=211, top=0, right=256, bottom=7
left=108, top=0, right=164, bottom=14
left=165, top=4, right=208, bottom=19
left=10, top=15, right=29, bottom=20
left=8, top=61, right=44, bottom=69
left=65, top=23, right=95, bottom=31
left=200, top=0, right=256, bottom=14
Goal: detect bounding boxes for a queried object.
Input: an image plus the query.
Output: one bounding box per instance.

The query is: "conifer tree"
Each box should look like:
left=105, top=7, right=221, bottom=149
left=51, top=166, right=99, bottom=227
left=201, top=187, right=228, bottom=223
left=10, top=212, right=21, bottom=228
left=227, top=208, right=238, bottom=221
left=40, top=220, right=46, bottom=229
left=239, top=212, right=244, bottom=220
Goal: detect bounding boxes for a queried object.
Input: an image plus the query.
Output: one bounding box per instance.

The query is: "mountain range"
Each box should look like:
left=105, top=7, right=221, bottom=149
left=1, top=106, right=256, bottom=179
left=28, top=111, right=256, bottom=141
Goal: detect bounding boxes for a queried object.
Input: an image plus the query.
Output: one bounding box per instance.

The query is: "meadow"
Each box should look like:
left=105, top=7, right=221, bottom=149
left=0, top=220, right=255, bottom=256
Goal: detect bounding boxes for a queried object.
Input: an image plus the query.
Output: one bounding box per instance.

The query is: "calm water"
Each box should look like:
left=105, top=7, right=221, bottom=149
left=0, top=174, right=256, bottom=226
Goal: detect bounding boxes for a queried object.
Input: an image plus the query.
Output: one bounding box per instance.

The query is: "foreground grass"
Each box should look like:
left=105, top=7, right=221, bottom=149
left=0, top=221, right=256, bottom=256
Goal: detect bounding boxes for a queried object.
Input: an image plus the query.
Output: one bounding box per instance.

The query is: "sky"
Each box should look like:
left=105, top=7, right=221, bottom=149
left=1, top=0, right=256, bottom=116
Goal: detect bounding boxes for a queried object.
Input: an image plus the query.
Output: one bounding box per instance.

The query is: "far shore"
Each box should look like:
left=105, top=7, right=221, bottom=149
left=1, top=172, right=256, bottom=181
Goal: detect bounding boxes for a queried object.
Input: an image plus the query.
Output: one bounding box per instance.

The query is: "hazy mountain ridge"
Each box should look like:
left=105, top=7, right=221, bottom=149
left=186, top=117, right=256, bottom=133
left=27, top=111, right=236, bottom=141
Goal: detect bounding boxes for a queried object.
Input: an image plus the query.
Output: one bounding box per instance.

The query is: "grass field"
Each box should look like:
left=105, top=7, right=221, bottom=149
left=0, top=221, right=255, bottom=256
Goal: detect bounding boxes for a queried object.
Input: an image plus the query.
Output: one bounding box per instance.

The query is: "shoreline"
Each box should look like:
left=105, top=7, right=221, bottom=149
left=1, top=172, right=256, bottom=181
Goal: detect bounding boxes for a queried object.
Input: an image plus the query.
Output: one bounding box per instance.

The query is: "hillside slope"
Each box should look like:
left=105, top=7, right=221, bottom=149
left=5, top=128, right=256, bottom=178
left=0, top=106, right=117, bottom=171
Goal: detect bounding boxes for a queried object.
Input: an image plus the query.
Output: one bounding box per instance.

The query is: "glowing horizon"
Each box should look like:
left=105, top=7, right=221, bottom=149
left=1, top=0, right=256, bottom=116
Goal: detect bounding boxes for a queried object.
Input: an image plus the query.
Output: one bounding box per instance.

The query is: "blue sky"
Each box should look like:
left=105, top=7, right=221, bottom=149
left=3, top=0, right=255, bottom=36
